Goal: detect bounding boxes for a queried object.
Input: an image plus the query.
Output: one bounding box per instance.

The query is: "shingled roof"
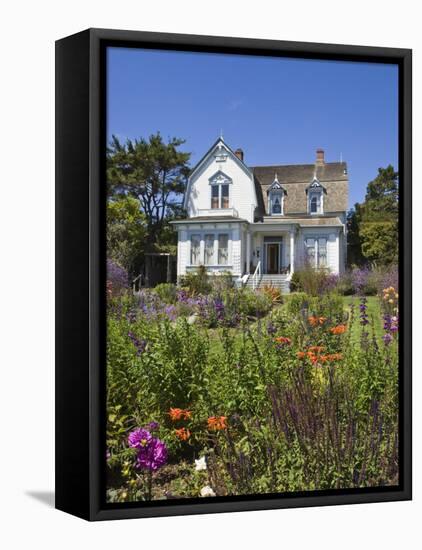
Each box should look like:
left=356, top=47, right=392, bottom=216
left=251, top=162, right=348, bottom=218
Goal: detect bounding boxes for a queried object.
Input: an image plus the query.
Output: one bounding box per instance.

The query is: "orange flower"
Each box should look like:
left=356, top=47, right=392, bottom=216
left=174, top=428, right=191, bottom=441
left=330, top=324, right=347, bottom=335
left=318, top=354, right=329, bottom=363
left=307, top=351, right=318, bottom=364
left=207, top=416, right=228, bottom=431
left=328, top=353, right=343, bottom=362
left=169, top=408, right=183, bottom=421
left=296, top=351, right=306, bottom=359
left=309, top=345, right=325, bottom=353
left=308, top=316, right=327, bottom=327
left=169, top=408, right=192, bottom=421
left=275, top=336, right=292, bottom=345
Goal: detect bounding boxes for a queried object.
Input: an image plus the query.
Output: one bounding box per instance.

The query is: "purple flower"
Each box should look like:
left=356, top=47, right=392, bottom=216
left=383, top=333, right=393, bottom=346
left=351, top=268, right=370, bottom=295
left=128, top=428, right=152, bottom=449
left=164, top=305, right=177, bottom=321
left=267, top=321, right=277, bottom=335
left=214, top=297, right=225, bottom=320
left=147, top=421, right=160, bottom=432
left=128, top=331, right=147, bottom=356
left=106, top=259, right=128, bottom=293
left=135, top=437, right=168, bottom=471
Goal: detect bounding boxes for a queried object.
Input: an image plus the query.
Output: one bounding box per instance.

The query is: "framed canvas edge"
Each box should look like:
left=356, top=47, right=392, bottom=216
left=56, top=27, right=412, bottom=522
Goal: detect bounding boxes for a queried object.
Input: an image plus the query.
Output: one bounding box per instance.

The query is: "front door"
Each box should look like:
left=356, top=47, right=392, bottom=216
left=267, top=244, right=279, bottom=274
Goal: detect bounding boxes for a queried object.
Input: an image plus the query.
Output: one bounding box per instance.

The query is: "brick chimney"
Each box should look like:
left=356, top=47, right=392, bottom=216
left=316, top=148, right=325, bottom=166
left=234, top=148, right=244, bottom=162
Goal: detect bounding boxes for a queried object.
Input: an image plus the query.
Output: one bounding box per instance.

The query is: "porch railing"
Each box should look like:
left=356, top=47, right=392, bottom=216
left=252, top=261, right=261, bottom=290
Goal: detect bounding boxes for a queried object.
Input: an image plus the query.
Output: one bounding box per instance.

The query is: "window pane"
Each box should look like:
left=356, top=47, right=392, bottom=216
left=190, top=234, right=201, bottom=265
left=310, top=195, right=318, bottom=213
left=211, top=185, right=219, bottom=209
left=204, top=234, right=214, bottom=265
left=218, top=234, right=228, bottom=265
left=318, top=238, right=327, bottom=267
left=272, top=195, right=281, bottom=214
left=305, top=239, right=315, bottom=266
left=221, top=184, right=229, bottom=208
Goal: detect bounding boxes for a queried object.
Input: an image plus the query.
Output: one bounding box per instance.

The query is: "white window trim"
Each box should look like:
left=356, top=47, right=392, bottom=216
left=308, top=190, right=324, bottom=215
left=209, top=172, right=232, bottom=210
left=188, top=230, right=232, bottom=267
left=269, top=191, right=284, bottom=216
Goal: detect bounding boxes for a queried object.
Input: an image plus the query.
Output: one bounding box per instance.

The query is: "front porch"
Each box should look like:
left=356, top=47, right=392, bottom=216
left=243, top=227, right=296, bottom=278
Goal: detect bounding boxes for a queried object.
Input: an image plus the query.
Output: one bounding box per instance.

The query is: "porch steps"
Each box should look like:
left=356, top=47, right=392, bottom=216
left=244, top=274, right=290, bottom=294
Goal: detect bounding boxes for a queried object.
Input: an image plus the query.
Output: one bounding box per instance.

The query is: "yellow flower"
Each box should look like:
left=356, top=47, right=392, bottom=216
left=389, top=299, right=394, bottom=304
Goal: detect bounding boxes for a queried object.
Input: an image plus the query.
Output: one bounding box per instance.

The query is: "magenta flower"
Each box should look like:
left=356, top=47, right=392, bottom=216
left=136, top=437, right=168, bottom=471
left=147, top=421, right=160, bottom=431
left=128, top=428, right=152, bottom=449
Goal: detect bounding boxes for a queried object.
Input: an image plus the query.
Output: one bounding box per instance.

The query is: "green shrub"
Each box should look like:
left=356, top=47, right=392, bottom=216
left=179, top=265, right=212, bottom=295
left=210, top=271, right=235, bottom=293
left=154, top=283, right=177, bottom=303
left=286, top=292, right=311, bottom=315
left=289, top=266, right=337, bottom=296
left=238, top=289, right=272, bottom=318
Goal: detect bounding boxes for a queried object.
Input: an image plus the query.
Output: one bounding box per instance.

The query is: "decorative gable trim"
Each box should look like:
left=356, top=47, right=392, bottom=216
left=306, top=177, right=327, bottom=194
left=184, top=137, right=256, bottom=210
left=209, top=170, right=232, bottom=186
left=267, top=174, right=287, bottom=194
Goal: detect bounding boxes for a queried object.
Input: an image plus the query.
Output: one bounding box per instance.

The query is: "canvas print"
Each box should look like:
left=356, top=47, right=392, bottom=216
left=105, top=47, right=399, bottom=504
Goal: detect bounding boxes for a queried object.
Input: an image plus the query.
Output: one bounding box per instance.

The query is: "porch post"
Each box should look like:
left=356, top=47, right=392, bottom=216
left=246, top=231, right=251, bottom=274
left=290, top=230, right=295, bottom=275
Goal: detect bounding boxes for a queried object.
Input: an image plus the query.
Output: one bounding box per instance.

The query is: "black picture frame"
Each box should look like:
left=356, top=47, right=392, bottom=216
left=55, top=28, right=412, bottom=521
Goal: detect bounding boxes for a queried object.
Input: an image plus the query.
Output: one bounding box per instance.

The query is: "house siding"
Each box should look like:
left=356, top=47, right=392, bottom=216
left=186, top=143, right=256, bottom=223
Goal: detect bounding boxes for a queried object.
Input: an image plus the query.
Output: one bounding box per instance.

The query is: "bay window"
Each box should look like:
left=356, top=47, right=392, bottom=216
left=204, top=234, right=215, bottom=265
left=189, top=232, right=230, bottom=265
left=218, top=234, right=229, bottom=265
left=305, top=237, right=328, bottom=268
left=190, top=234, right=201, bottom=265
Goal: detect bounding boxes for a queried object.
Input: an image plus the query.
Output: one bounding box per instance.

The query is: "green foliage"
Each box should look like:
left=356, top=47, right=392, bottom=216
left=179, top=265, right=212, bottom=295
left=289, top=266, right=335, bottom=296
left=348, top=166, right=399, bottom=267
left=106, top=287, right=398, bottom=501
left=107, top=133, right=191, bottom=277
left=359, top=221, right=398, bottom=265
left=107, top=197, right=147, bottom=275
left=153, top=283, right=177, bottom=304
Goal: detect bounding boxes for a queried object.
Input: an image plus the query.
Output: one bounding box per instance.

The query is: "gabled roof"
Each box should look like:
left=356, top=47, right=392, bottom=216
left=184, top=137, right=255, bottom=210
left=189, top=137, right=251, bottom=180
left=252, top=161, right=348, bottom=218
left=251, top=162, right=347, bottom=185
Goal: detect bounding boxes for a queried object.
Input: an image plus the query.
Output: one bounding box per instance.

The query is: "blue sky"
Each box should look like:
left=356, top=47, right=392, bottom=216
left=107, top=47, right=398, bottom=208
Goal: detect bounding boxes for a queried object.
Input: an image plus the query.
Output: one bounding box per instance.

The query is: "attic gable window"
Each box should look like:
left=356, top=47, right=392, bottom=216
left=209, top=171, right=231, bottom=209
left=267, top=175, right=285, bottom=216
left=307, top=178, right=324, bottom=215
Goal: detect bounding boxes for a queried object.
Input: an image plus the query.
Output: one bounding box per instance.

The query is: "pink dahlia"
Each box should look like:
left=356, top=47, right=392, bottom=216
left=128, top=428, right=152, bottom=449
left=136, top=437, right=168, bottom=471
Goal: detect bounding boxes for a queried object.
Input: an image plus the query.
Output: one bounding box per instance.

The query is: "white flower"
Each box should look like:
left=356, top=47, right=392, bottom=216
left=200, top=485, right=216, bottom=497
left=194, top=456, right=207, bottom=471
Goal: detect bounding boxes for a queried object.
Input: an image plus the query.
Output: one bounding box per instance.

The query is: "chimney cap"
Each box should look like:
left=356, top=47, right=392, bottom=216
left=316, top=148, right=325, bottom=165
left=234, top=148, right=244, bottom=161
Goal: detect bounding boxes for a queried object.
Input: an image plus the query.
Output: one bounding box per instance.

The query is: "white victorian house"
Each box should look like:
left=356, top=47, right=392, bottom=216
left=171, top=138, right=348, bottom=290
